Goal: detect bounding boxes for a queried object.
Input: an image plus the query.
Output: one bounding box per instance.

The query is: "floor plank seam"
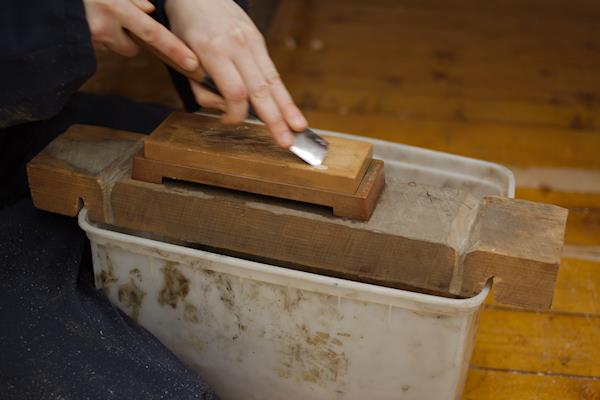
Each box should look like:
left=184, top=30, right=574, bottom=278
left=469, top=365, right=600, bottom=381
left=483, top=304, right=600, bottom=318
left=563, top=245, right=600, bottom=262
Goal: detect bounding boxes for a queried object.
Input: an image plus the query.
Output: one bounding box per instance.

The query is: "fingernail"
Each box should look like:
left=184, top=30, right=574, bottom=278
left=140, top=0, right=154, bottom=11
left=183, top=57, right=198, bottom=71
left=291, top=115, right=308, bottom=130
left=280, top=131, right=295, bottom=148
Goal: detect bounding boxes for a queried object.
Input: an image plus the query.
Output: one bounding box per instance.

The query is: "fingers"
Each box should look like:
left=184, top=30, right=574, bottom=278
left=190, top=80, right=226, bottom=112
left=114, top=1, right=199, bottom=71
left=186, top=66, right=229, bottom=112
left=109, top=26, right=140, bottom=56
left=91, top=40, right=108, bottom=51
left=248, top=36, right=308, bottom=132
left=230, top=41, right=294, bottom=147
left=220, top=24, right=305, bottom=147
left=86, top=7, right=139, bottom=56
left=129, top=0, right=155, bottom=13
left=155, top=0, right=306, bottom=147
left=84, top=0, right=198, bottom=70
left=199, top=53, right=249, bottom=125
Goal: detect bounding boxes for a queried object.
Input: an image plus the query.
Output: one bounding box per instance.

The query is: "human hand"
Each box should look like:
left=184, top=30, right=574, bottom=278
left=165, top=0, right=308, bottom=148
left=83, top=0, right=199, bottom=73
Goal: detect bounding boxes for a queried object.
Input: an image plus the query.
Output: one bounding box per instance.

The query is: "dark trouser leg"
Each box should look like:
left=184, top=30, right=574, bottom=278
left=0, top=93, right=218, bottom=400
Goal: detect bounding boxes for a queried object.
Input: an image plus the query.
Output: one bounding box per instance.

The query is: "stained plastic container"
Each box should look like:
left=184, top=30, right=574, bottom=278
left=80, top=126, right=514, bottom=400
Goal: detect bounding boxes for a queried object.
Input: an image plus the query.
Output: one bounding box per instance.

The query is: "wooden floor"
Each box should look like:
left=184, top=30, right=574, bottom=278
left=83, top=0, right=600, bottom=398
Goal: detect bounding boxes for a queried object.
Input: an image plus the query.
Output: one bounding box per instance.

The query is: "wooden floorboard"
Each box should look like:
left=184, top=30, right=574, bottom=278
left=463, top=368, right=600, bottom=400
left=472, top=307, right=600, bottom=376
left=486, top=258, right=600, bottom=314
left=290, top=111, right=600, bottom=169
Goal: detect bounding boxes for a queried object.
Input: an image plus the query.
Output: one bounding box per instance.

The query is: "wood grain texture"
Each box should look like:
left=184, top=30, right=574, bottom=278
left=295, top=111, right=600, bottom=170
left=26, top=125, right=144, bottom=223
left=471, top=307, right=600, bottom=376
left=132, top=153, right=386, bottom=220
left=27, top=125, right=567, bottom=309
left=551, top=258, right=600, bottom=315
left=109, top=176, right=460, bottom=295
left=516, top=188, right=600, bottom=247
left=268, top=0, right=600, bottom=132
left=461, top=197, right=568, bottom=309
left=486, top=258, right=600, bottom=316
left=463, top=368, right=600, bottom=400
left=143, top=112, right=374, bottom=195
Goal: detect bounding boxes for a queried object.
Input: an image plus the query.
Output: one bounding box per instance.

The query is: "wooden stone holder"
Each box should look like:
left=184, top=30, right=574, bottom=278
left=27, top=120, right=568, bottom=310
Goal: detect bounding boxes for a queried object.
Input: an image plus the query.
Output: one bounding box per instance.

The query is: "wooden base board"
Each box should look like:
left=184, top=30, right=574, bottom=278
left=132, top=153, right=385, bottom=220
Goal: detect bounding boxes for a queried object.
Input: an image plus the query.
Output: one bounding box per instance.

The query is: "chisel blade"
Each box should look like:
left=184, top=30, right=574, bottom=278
left=290, top=128, right=329, bottom=166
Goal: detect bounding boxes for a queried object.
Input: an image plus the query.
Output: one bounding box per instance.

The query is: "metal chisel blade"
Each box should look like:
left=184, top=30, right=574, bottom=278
left=290, top=128, right=329, bottom=166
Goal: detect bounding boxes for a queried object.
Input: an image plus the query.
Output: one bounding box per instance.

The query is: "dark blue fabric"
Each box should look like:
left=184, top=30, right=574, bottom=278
left=0, top=93, right=218, bottom=399
left=0, top=0, right=96, bottom=128
left=0, top=199, right=219, bottom=400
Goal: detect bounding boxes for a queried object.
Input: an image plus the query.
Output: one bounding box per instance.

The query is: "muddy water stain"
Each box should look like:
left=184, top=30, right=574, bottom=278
left=95, top=251, right=117, bottom=293
left=279, top=326, right=350, bottom=387
left=158, top=262, right=190, bottom=309
left=197, top=269, right=248, bottom=341
left=306, top=331, right=330, bottom=346
left=130, top=267, right=142, bottom=282
left=284, top=288, right=304, bottom=312
left=217, top=275, right=234, bottom=309
left=184, top=303, right=199, bottom=323
left=117, top=280, right=146, bottom=321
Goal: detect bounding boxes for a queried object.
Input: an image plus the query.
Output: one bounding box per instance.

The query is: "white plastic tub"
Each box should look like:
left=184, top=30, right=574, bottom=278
left=81, top=127, right=513, bottom=400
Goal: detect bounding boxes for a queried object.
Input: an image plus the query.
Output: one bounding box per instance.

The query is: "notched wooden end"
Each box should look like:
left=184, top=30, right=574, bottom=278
left=27, top=163, right=87, bottom=217
left=27, top=124, right=145, bottom=223
left=461, top=196, right=568, bottom=310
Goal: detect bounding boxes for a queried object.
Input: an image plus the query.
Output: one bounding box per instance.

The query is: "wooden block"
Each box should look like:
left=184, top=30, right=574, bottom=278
left=26, top=124, right=143, bottom=223
left=143, top=112, right=374, bottom=195
left=131, top=152, right=385, bottom=221
left=26, top=124, right=568, bottom=310
left=460, top=197, right=568, bottom=309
